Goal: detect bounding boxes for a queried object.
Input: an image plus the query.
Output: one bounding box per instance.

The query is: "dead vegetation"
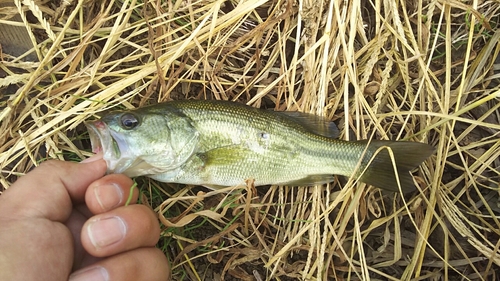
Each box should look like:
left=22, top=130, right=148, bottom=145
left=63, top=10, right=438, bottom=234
left=1, top=0, right=500, bottom=280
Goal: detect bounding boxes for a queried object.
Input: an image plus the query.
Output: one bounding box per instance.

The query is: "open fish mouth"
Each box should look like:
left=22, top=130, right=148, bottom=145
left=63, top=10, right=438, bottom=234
left=85, top=120, right=164, bottom=177
left=85, top=120, right=124, bottom=171
left=86, top=119, right=159, bottom=177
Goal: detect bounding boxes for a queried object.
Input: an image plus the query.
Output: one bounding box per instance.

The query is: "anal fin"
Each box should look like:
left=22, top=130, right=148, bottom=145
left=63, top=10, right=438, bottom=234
left=279, top=174, right=336, bottom=186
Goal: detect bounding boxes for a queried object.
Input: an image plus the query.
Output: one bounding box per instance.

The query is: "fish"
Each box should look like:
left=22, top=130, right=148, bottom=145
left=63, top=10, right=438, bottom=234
left=85, top=100, right=434, bottom=192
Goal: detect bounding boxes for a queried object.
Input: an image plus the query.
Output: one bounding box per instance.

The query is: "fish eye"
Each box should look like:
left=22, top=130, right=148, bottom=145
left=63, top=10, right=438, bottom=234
left=120, top=113, right=139, bottom=129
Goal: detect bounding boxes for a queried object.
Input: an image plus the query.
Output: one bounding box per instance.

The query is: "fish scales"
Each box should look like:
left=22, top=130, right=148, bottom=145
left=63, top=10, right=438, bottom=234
left=165, top=101, right=361, bottom=185
left=86, top=100, right=434, bottom=192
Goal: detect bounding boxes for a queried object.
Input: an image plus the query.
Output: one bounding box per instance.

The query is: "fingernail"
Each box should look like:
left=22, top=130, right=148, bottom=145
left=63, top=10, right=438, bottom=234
left=95, top=183, right=123, bottom=211
left=80, top=153, right=103, bottom=163
left=69, top=266, right=109, bottom=281
left=87, top=216, right=126, bottom=249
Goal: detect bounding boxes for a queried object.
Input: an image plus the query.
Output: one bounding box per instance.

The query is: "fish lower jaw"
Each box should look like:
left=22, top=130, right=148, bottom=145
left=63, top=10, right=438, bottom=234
left=107, top=157, right=171, bottom=178
left=92, top=145, right=103, bottom=154
left=104, top=157, right=133, bottom=175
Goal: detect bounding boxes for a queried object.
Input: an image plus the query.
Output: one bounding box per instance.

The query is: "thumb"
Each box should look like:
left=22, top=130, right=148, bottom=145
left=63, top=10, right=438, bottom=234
left=0, top=158, right=107, bottom=222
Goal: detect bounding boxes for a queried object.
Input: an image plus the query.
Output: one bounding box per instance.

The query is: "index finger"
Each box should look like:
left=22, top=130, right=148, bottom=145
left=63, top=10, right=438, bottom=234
left=0, top=159, right=107, bottom=222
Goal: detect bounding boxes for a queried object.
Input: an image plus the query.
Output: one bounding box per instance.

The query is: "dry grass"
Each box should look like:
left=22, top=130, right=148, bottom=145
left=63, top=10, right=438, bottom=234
left=1, top=0, right=500, bottom=280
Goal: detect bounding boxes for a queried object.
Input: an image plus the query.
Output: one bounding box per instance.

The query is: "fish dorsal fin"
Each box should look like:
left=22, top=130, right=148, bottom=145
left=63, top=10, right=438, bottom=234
left=276, top=111, right=339, bottom=138
left=278, top=174, right=336, bottom=186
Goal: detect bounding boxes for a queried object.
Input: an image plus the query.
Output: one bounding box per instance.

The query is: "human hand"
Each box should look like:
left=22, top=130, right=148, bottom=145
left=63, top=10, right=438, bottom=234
left=0, top=156, right=170, bottom=281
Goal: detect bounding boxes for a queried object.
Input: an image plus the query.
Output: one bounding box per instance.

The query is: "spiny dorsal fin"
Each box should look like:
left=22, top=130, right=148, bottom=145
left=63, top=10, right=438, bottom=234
left=276, top=111, right=339, bottom=138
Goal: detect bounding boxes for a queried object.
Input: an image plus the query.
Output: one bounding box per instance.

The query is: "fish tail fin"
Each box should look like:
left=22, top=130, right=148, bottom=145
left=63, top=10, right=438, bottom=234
left=355, top=140, right=434, bottom=193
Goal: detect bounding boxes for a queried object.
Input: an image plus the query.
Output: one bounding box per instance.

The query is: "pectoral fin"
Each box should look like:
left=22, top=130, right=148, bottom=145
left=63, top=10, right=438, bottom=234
left=197, top=145, right=253, bottom=167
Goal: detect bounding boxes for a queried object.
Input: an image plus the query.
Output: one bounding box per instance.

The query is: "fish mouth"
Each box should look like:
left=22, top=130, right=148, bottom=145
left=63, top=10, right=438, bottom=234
left=85, top=120, right=126, bottom=173
left=85, top=120, right=165, bottom=177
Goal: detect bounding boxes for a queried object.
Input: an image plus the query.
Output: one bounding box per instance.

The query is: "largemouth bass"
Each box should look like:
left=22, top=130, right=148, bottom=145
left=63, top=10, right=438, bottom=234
left=85, top=100, right=434, bottom=192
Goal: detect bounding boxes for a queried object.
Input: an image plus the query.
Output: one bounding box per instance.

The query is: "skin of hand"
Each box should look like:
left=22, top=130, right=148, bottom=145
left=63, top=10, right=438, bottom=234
left=0, top=155, right=170, bottom=281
